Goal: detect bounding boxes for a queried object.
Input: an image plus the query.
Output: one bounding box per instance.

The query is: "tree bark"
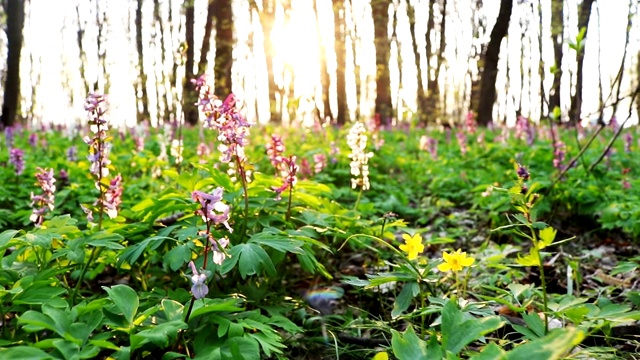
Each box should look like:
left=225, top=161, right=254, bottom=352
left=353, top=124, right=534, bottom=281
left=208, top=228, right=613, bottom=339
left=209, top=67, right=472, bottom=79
left=213, top=0, right=233, bottom=97
left=372, top=0, right=393, bottom=126
left=1, top=0, right=25, bottom=128
left=549, top=0, right=564, bottom=115
left=334, top=0, right=348, bottom=125
left=136, top=0, right=150, bottom=123
left=314, top=0, right=332, bottom=122
left=198, top=0, right=215, bottom=76
left=569, top=0, right=595, bottom=125
left=407, top=1, right=427, bottom=125
left=476, top=0, right=513, bottom=126
left=251, top=0, right=280, bottom=123
left=183, top=0, right=198, bottom=125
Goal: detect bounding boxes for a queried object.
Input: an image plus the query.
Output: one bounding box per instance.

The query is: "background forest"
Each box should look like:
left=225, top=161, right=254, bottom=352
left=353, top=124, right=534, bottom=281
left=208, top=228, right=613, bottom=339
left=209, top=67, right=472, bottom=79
left=1, top=1, right=640, bottom=360
left=1, top=0, right=640, bottom=129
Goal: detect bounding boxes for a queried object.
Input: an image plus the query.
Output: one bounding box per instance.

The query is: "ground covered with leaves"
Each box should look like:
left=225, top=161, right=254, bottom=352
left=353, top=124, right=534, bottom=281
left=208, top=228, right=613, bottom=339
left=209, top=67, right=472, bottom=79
left=1, top=94, right=639, bottom=359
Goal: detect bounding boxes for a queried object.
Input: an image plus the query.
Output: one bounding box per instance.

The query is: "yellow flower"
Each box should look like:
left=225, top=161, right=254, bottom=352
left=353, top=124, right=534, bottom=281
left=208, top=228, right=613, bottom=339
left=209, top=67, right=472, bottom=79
left=372, top=351, right=389, bottom=360
left=437, top=249, right=474, bottom=272
left=399, top=233, right=424, bottom=260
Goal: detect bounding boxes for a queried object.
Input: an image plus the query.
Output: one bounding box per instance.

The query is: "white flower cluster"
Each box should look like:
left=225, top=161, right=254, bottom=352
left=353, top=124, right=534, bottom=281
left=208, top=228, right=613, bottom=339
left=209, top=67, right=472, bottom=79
left=347, top=121, right=374, bottom=190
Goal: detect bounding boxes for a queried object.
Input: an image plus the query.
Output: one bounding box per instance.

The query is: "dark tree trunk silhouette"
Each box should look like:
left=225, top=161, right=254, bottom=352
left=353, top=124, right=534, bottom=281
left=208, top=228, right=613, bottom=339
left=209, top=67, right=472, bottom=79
left=75, top=4, right=91, bottom=97
left=135, top=0, right=150, bottom=123
left=569, top=0, right=595, bottom=125
left=429, top=0, right=447, bottom=123
left=198, top=0, right=215, bottom=76
left=334, top=0, right=348, bottom=125
left=468, top=0, right=486, bottom=116
left=407, top=1, right=427, bottom=125
left=372, top=0, right=393, bottom=126
left=314, top=0, right=332, bottom=122
left=183, top=0, right=198, bottom=125
left=1, top=0, right=25, bottom=128
left=549, top=0, right=564, bottom=114
left=476, top=0, right=512, bottom=126
left=213, top=0, right=233, bottom=97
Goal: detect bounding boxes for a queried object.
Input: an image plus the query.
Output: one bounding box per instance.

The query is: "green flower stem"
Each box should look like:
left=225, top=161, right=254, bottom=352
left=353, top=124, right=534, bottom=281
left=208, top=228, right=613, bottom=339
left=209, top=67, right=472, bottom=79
left=71, top=246, right=100, bottom=305
left=534, top=237, right=549, bottom=334
left=285, top=184, right=293, bottom=222
left=353, top=188, right=363, bottom=210
left=235, top=155, right=249, bottom=241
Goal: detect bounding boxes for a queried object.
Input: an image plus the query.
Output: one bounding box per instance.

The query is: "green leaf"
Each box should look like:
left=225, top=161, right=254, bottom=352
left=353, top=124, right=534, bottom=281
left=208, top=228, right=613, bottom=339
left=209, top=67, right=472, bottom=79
left=442, top=300, right=505, bottom=354
left=538, top=227, right=556, bottom=249
left=469, top=343, right=506, bottom=360
left=103, top=285, right=139, bottom=327
left=392, top=282, right=419, bottom=318
left=249, top=232, right=304, bottom=254
left=233, top=243, right=276, bottom=279
left=188, top=298, right=244, bottom=320
left=506, top=327, right=585, bottom=360
left=0, top=346, right=54, bottom=360
left=130, top=320, right=188, bottom=351
left=521, top=312, right=546, bottom=338
left=391, top=326, right=427, bottom=360
left=0, top=229, right=19, bottom=250
left=515, top=248, right=540, bottom=267
left=164, top=244, right=192, bottom=272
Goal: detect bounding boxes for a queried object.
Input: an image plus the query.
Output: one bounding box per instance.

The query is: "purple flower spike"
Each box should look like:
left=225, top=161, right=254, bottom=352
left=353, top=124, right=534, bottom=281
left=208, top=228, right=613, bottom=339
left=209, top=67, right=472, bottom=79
left=9, top=148, right=25, bottom=176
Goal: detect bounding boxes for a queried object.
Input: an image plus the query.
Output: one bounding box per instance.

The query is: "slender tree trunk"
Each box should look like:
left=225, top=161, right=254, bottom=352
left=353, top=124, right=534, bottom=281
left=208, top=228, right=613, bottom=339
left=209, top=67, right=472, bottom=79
left=95, top=1, right=108, bottom=93
left=372, top=0, right=393, bottom=126
left=183, top=0, right=198, bottom=125
left=334, top=0, right=348, bottom=125
left=347, top=0, right=362, bottom=120
left=569, top=0, right=595, bottom=125
left=407, top=1, right=427, bottom=125
left=476, top=0, right=513, bottom=126
left=198, top=0, right=215, bottom=76
left=136, top=0, right=150, bottom=122
left=549, top=0, right=563, bottom=114
left=1, top=0, right=25, bottom=128
left=253, top=0, right=280, bottom=123
left=75, top=4, right=91, bottom=97
left=314, top=0, right=332, bottom=122
left=431, top=0, right=447, bottom=122
left=213, top=0, right=233, bottom=96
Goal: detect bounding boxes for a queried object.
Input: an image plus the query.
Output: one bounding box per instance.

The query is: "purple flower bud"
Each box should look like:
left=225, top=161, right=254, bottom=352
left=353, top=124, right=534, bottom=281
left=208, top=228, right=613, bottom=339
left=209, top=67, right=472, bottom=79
left=9, top=148, right=25, bottom=175
left=516, top=164, right=529, bottom=181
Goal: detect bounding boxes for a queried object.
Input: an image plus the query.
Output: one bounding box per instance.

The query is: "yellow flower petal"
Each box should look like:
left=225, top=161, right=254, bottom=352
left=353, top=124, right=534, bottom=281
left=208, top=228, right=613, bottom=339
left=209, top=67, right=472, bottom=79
left=442, top=251, right=451, bottom=262
left=461, top=257, right=475, bottom=267
left=437, top=263, right=452, bottom=272
left=372, top=352, right=389, bottom=360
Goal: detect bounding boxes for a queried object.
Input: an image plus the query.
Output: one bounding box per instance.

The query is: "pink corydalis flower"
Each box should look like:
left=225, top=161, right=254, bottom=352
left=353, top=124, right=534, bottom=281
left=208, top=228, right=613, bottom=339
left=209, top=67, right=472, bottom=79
left=313, top=153, right=327, bottom=174
left=104, top=174, right=123, bottom=219
left=30, top=167, right=56, bottom=225
left=192, top=188, right=232, bottom=233
left=266, top=135, right=285, bottom=171
left=456, top=131, right=467, bottom=156
left=465, top=111, right=477, bottom=134
left=273, top=155, right=299, bottom=200
left=188, top=261, right=209, bottom=299
left=193, top=77, right=250, bottom=161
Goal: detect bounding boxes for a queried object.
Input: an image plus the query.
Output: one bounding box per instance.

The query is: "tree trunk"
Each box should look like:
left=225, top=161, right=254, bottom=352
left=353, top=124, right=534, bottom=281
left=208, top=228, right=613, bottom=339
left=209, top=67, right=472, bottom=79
left=549, top=0, right=563, bottom=115
left=372, top=0, right=393, bottom=126
left=135, top=0, right=150, bottom=123
left=569, top=0, right=595, bottom=125
left=334, top=0, right=348, bottom=125
left=183, top=0, right=198, bottom=125
left=1, top=0, right=25, bottom=128
left=213, top=0, right=233, bottom=97
left=407, top=1, right=427, bottom=125
left=198, top=0, right=215, bottom=76
left=314, top=0, right=332, bottom=122
left=253, top=0, right=280, bottom=123
left=476, top=0, right=513, bottom=126
left=431, top=0, right=448, bottom=122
